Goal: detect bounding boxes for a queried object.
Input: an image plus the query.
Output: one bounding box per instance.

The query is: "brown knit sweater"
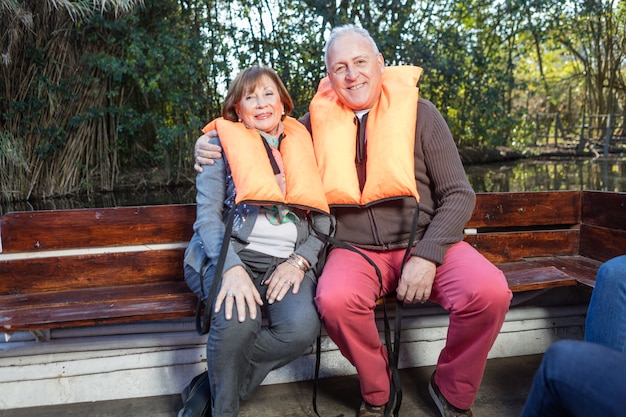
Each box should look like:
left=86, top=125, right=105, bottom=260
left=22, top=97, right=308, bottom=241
left=299, top=98, right=475, bottom=265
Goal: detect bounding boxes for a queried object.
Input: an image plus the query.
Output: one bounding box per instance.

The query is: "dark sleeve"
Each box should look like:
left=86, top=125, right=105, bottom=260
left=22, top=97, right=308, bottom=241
left=411, top=99, right=476, bottom=264
left=298, top=112, right=312, bottom=134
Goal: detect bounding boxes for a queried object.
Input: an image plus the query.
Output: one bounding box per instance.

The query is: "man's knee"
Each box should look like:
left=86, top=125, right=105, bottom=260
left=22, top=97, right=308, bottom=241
left=314, top=289, right=344, bottom=320
left=316, top=285, right=375, bottom=321
left=464, top=269, right=511, bottom=314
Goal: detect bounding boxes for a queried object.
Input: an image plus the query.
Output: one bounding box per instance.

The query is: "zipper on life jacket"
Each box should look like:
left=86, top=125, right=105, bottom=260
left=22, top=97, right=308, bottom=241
left=366, top=206, right=385, bottom=247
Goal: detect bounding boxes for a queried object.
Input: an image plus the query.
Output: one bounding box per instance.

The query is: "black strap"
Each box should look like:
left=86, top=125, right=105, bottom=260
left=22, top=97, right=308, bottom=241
left=316, top=235, right=398, bottom=416
left=261, top=134, right=281, bottom=175
left=386, top=202, right=420, bottom=417
left=311, top=202, right=420, bottom=417
left=195, top=207, right=236, bottom=335
left=355, top=113, right=369, bottom=191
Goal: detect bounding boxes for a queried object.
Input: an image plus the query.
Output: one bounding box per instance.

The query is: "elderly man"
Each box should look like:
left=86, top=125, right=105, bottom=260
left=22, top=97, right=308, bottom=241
left=194, top=24, right=511, bottom=417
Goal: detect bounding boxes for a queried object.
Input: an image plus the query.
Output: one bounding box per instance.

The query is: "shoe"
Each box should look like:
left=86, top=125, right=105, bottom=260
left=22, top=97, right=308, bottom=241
left=428, top=372, right=474, bottom=417
left=358, top=401, right=386, bottom=417
left=179, top=371, right=212, bottom=417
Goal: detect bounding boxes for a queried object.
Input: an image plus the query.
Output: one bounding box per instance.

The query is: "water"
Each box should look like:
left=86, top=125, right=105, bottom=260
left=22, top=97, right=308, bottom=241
left=0, top=185, right=197, bottom=217
left=1, top=156, right=624, bottom=216
left=465, top=156, right=626, bottom=193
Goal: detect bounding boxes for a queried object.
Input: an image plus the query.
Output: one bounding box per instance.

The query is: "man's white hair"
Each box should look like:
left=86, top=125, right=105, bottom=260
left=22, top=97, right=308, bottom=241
left=324, top=24, right=380, bottom=70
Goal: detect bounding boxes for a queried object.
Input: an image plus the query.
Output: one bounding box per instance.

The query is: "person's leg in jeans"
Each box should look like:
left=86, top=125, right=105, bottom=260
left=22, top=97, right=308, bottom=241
left=520, top=339, right=626, bottom=417
left=238, top=263, right=320, bottom=399
left=585, top=255, right=626, bottom=353
left=207, top=252, right=320, bottom=417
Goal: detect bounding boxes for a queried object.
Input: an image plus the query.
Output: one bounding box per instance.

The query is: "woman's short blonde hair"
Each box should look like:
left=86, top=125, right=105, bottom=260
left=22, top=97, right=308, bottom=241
left=222, top=66, right=294, bottom=122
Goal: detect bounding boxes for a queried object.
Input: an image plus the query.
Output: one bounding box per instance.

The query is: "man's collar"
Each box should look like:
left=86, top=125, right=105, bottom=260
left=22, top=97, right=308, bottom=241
left=354, top=109, right=370, bottom=120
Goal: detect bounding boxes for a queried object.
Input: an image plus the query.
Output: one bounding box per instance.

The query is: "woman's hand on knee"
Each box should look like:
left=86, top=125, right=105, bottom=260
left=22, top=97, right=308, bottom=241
left=216, top=266, right=263, bottom=322
left=263, top=262, right=304, bottom=304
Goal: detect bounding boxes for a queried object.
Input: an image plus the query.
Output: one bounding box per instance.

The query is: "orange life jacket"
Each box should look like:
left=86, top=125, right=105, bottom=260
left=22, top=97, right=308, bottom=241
left=309, top=66, right=422, bottom=206
left=202, top=117, right=330, bottom=214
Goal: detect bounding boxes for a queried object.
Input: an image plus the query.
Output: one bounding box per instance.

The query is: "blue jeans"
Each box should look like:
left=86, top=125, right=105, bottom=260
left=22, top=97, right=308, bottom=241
left=519, top=340, right=626, bottom=417
left=585, top=255, right=626, bottom=353
left=202, top=250, right=321, bottom=417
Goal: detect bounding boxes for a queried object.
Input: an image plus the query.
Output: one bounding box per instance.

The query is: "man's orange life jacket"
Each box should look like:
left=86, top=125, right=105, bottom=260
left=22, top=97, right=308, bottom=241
left=309, top=66, right=423, bottom=206
left=202, top=117, right=330, bottom=214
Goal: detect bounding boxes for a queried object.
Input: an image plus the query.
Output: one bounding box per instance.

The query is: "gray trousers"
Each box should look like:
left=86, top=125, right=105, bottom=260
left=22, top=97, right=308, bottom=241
left=203, top=250, right=321, bottom=417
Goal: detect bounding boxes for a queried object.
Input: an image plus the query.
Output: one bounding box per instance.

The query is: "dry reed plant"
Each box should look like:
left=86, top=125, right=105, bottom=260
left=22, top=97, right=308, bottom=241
left=0, top=0, right=143, bottom=203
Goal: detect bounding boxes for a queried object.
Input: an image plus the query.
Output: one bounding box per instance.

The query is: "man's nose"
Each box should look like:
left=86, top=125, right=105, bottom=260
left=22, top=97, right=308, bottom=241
left=345, top=65, right=357, bottom=80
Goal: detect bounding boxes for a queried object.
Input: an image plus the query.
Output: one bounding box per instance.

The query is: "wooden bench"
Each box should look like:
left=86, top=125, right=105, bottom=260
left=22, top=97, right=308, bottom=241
left=465, top=190, right=625, bottom=291
left=1, top=191, right=625, bottom=338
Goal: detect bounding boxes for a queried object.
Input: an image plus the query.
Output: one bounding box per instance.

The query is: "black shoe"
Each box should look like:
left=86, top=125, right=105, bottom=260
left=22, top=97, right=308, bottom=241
left=179, top=371, right=212, bottom=417
left=428, top=371, right=473, bottom=417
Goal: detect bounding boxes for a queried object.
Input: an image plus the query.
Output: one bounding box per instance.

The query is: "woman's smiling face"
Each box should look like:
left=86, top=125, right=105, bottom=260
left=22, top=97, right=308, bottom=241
left=235, top=75, right=284, bottom=135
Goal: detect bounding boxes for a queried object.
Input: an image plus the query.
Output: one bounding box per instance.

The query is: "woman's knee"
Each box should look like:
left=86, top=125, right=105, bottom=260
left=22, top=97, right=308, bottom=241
left=272, top=312, right=320, bottom=347
left=212, top=305, right=261, bottom=339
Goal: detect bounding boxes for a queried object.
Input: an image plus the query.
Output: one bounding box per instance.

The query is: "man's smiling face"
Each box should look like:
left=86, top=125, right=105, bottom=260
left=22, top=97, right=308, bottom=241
left=326, top=32, right=385, bottom=111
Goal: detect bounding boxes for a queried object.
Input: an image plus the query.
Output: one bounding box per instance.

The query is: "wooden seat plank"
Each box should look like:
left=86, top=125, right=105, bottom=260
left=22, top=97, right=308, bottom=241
left=502, top=256, right=601, bottom=289
left=464, top=230, right=579, bottom=263
left=0, top=282, right=197, bottom=331
left=502, top=266, right=577, bottom=292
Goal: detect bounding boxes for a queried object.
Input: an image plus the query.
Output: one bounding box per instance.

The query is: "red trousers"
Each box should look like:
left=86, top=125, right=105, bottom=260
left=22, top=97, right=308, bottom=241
left=315, top=241, right=512, bottom=409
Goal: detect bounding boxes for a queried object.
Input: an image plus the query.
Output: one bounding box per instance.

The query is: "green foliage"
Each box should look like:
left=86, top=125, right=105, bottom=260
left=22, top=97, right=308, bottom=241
left=1, top=0, right=625, bottom=202
left=76, top=0, right=216, bottom=180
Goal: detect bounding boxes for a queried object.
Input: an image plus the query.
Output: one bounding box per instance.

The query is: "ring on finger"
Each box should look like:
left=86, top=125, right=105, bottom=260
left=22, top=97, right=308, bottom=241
left=226, top=291, right=233, bottom=297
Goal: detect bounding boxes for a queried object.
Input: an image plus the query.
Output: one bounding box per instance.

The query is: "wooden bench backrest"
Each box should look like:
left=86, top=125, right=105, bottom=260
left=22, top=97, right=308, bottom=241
left=0, top=204, right=196, bottom=253
left=0, top=205, right=196, bottom=298
left=464, top=191, right=581, bottom=263
left=580, top=191, right=626, bottom=262
left=2, top=191, right=623, bottom=297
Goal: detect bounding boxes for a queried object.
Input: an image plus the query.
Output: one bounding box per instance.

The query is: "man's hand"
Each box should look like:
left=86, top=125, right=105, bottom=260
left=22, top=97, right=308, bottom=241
left=215, top=265, right=263, bottom=322
left=395, top=256, right=436, bottom=304
left=194, top=130, right=223, bottom=172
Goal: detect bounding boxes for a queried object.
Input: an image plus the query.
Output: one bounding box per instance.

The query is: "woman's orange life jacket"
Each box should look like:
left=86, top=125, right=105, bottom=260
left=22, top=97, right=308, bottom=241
left=202, top=117, right=330, bottom=214
left=309, top=65, right=423, bottom=206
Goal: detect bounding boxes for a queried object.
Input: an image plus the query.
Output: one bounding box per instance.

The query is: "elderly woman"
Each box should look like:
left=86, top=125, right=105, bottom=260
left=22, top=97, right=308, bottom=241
left=180, top=66, right=332, bottom=417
